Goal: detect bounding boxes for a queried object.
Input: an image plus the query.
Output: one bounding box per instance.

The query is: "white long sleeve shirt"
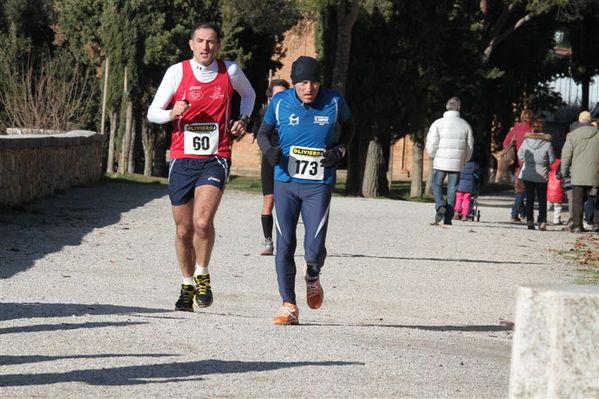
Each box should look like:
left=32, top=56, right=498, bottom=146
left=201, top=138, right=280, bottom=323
left=147, top=58, right=255, bottom=124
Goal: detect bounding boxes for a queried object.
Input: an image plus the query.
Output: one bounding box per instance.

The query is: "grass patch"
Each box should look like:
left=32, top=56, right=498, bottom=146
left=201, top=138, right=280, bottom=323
left=103, top=172, right=167, bottom=185
left=568, top=235, right=599, bottom=285
left=227, top=175, right=263, bottom=193
left=102, top=173, right=263, bottom=193
left=389, top=181, right=434, bottom=202
left=98, top=172, right=510, bottom=205
left=479, top=183, right=512, bottom=195
left=226, top=176, right=508, bottom=203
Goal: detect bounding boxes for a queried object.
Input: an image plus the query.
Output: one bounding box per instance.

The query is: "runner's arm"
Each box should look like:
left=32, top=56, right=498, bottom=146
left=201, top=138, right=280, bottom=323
left=321, top=117, right=355, bottom=167
left=257, top=121, right=277, bottom=153
left=257, top=121, right=282, bottom=166
left=147, top=64, right=183, bottom=124
left=226, top=61, right=256, bottom=118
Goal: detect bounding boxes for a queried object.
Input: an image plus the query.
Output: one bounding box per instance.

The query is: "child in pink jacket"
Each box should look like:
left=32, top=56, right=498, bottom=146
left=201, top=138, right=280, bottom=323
left=547, top=159, right=564, bottom=225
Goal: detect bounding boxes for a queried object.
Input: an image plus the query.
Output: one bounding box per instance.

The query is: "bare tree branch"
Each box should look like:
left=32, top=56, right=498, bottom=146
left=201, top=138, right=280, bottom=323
left=483, top=4, right=534, bottom=62
left=0, top=50, right=95, bottom=134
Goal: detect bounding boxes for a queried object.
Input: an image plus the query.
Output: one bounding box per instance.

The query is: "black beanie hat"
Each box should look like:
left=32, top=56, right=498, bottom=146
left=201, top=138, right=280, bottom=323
left=290, top=56, right=321, bottom=84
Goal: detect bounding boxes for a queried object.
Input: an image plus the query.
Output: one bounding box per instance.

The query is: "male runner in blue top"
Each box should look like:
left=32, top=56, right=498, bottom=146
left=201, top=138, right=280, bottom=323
left=257, top=56, right=354, bottom=325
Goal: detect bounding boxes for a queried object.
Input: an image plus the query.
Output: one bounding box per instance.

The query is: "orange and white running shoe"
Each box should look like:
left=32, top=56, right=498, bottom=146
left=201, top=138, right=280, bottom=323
left=305, top=276, right=324, bottom=309
left=272, top=302, right=299, bottom=325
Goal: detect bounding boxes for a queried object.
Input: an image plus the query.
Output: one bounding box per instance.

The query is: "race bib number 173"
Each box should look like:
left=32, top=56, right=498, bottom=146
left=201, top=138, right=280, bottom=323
left=288, top=145, right=325, bottom=181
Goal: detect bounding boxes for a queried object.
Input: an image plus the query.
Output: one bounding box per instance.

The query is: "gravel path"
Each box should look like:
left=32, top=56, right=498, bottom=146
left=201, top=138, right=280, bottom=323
left=0, top=181, right=579, bottom=398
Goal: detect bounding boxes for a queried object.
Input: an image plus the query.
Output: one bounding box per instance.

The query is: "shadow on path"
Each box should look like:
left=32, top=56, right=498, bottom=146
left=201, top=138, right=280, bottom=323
left=0, top=353, right=176, bottom=366
left=204, top=312, right=515, bottom=332
left=305, top=322, right=513, bottom=332
left=0, top=359, right=362, bottom=386
left=0, top=180, right=167, bottom=279
left=0, top=302, right=168, bottom=322
left=0, top=321, right=147, bottom=335
left=329, top=253, right=543, bottom=265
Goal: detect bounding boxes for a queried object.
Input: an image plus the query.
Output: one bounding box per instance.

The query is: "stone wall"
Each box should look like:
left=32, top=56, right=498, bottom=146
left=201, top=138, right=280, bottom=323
left=0, top=130, right=103, bottom=206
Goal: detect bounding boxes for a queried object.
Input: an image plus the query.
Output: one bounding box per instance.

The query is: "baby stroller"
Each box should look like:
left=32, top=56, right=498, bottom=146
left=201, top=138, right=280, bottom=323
left=467, top=170, right=481, bottom=222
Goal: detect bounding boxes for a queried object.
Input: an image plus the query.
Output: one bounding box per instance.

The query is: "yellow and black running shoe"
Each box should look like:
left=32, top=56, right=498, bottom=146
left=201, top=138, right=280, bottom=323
left=175, top=284, right=195, bottom=312
left=193, top=274, right=213, bottom=308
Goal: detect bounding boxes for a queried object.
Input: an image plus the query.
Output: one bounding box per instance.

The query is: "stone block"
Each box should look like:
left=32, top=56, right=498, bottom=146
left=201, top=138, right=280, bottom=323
left=509, top=284, right=599, bottom=398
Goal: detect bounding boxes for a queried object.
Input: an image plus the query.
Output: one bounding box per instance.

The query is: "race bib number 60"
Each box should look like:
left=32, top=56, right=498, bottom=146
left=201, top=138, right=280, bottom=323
left=288, top=145, right=325, bottom=181
left=183, top=123, right=219, bottom=155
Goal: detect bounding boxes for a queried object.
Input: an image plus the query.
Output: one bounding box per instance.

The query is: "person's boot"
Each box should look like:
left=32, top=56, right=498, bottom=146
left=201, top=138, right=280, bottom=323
left=433, top=205, right=446, bottom=225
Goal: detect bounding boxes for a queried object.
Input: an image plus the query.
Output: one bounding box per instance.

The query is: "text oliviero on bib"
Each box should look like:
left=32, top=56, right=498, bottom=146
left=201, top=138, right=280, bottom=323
left=183, top=122, right=219, bottom=155
left=288, top=145, right=325, bottom=180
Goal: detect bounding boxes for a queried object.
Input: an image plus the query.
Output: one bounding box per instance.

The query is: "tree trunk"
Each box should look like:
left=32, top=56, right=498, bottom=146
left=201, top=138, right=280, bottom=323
left=153, top=127, right=169, bottom=177
left=127, top=113, right=136, bottom=173
left=100, top=57, right=109, bottom=135
left=331, top=1, right=360, bottom=95
left=118, top=100, right=133, bottom=174
left=345, top=136, right=362, bottom=195
left=387, top=142, right=393, bottom=193
left=424, top=155, right=434, bottom=195
left=361, top=137, right=387, bottom=198
left=141, top=119, right=155, bottom=176
left=332, top=1, right=361, bottom=195
left=106, top=110, right=117, bottom=173
left=410, top=137, right=424, bottom=198
left=581, top=75, right=590, bottom=111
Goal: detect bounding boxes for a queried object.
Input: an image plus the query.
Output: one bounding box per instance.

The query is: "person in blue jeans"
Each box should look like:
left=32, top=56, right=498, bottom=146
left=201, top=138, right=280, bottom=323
left=431, top=170, right=459, bottom=224
left=426, top=97, right=474, bottom=225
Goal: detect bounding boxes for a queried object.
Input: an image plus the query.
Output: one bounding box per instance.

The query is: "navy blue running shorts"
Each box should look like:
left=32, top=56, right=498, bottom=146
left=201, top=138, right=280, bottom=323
left=168, top=157, right=230, bottom=206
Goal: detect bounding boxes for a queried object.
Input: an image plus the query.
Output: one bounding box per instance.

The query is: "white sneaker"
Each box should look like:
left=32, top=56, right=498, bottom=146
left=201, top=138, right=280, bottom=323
left=583, top=221, right=593, bottom=230
left=260, top=238, right=274, bottom=256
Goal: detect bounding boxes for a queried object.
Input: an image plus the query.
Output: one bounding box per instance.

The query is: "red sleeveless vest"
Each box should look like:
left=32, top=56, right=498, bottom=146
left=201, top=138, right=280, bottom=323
left=170, top=60, right=234, bottom=159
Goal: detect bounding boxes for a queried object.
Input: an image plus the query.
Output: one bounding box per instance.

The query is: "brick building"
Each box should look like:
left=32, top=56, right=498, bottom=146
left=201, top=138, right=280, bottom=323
left=230, top=19, right=317, bottom=176
left=230, top=19, right=431, bottom=181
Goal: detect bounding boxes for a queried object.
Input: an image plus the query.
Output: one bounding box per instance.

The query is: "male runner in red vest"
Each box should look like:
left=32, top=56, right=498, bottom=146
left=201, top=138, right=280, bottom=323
left=147, top=23, right=255, bottom=311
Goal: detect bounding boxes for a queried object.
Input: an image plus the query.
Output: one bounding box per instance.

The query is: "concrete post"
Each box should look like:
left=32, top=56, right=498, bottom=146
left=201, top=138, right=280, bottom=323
left=509, top=284, right=599, bottom=398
